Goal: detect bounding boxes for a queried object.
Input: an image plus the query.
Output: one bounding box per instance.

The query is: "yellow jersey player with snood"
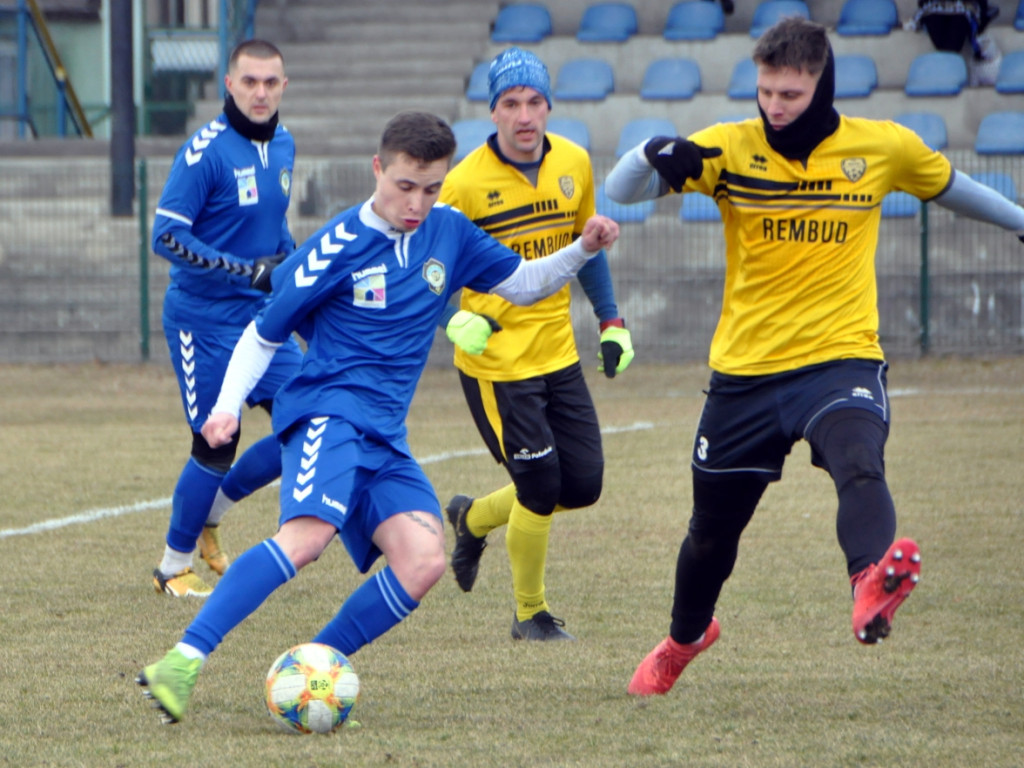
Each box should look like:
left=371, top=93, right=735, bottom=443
left=606, top=16, right=1024, bottom=695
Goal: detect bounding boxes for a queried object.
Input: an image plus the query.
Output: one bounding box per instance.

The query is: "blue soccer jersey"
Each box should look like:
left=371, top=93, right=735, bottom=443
left=255, top=199, right=521, bottom=445
left=154, top=114, right=296, bottom=329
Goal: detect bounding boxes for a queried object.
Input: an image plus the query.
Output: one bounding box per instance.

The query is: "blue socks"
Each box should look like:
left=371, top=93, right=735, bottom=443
left=183, top=539, right=296, bottom=655
left=313, top=567, right=419, bottom=656
left=167, top=458, right=224, bottom=552
left=219, top=434, right=282, bottom=502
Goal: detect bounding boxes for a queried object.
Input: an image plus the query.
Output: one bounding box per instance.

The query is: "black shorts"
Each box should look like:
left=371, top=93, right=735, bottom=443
left=458, top=362, right=603, bottom=479
left=692, top=359, right=889, bottom=480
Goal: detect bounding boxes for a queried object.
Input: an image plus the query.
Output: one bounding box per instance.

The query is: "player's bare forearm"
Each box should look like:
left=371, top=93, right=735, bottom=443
left=201, top=413, right=240, bottom=448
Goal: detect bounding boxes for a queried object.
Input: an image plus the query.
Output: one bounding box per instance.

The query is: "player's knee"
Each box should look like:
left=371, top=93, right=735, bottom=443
left=514, top=465, right=562, bottom=516
left=190, top=430, right=239, bottom=473
left=557, top=467, right=603, bottom=510
left=813, top=411, right=887, bottom=490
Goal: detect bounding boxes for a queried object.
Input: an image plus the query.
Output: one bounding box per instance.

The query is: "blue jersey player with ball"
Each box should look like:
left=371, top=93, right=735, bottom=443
left=137, top=111, right=620, bottom=725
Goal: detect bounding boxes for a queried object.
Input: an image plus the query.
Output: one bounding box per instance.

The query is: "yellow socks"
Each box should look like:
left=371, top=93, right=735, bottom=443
left=506, top=499, right=552, bottom=621
left=465, top=482, right=517, bottom=537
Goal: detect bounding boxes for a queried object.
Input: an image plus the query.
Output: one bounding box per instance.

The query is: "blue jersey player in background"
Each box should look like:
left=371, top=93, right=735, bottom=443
left=137, top=111, right=620, bottom=725
left=150, top=39, right=303, bottom=598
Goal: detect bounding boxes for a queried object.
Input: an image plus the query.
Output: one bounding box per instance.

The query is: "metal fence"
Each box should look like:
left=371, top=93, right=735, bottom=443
left=0, top=151, right=1022, bottom=365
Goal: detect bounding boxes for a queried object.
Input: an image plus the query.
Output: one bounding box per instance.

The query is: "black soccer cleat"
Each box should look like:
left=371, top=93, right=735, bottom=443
left=445, top=495, right=487, bottom=592
left=511, top=611, right=576, bottom=642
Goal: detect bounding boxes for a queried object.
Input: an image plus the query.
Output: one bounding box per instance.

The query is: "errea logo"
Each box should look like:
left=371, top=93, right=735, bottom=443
left=749, top=154, right=768, bottom=172
left=851, top=387, right=874, bottom=400
left=487, top=190, right=502, bottom=207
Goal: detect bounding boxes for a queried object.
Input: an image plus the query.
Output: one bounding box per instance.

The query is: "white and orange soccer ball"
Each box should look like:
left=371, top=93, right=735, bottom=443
left=265, top=642, right=359, bottom=734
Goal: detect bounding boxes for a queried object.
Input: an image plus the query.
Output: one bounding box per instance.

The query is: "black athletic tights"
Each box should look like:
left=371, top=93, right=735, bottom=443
left=668, top=409, right=896, bottom=644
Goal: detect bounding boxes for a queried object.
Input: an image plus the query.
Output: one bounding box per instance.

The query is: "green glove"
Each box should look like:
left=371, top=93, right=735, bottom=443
left=445, top=310, right=502, bottom=355
left=598, top=321, right=634, bottom=378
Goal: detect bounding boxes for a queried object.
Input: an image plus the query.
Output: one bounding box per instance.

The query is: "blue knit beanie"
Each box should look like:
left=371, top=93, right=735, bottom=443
left=487, top=47, right=552, bottom=111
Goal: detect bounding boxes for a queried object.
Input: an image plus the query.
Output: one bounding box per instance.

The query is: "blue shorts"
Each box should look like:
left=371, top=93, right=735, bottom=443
left=692, top=359, right=889, bottom=480
left=278, top=417, right=441, bottom=573
left=163, top=323, right=303, bottom=430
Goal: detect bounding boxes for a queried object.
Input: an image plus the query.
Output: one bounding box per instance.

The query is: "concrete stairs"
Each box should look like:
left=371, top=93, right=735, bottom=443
left=186, top=0, right=501, bottom=158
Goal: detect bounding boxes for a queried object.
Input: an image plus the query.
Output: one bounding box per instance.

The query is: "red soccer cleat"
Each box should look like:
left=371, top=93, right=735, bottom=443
left=851, top=537, right=921, bottom=644
left=627, top=618, right=720, bottom=696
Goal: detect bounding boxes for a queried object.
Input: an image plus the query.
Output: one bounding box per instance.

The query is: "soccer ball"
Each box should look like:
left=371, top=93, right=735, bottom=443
left=265, top=642, right=359, bottom=734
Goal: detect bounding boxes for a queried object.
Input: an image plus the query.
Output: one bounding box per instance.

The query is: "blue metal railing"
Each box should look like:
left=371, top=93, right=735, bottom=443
left=0, top=0, right=92, bottom=138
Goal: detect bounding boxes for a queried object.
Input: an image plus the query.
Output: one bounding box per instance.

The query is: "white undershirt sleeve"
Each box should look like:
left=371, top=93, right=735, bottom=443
left=210, top=321, right=281, bottom=418
left=934, top=169, right=1024, bottom=235
left=491, top=238, right=598, bottom=305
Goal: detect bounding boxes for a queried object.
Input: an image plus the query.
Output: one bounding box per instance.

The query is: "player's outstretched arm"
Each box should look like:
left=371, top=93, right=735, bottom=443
left=933, top=170, right=1024, bottom=236
left=201, top=413, right=240, bottom=449
left=490, top=214, right=620, bottom=306
left=200, top=321, right=281, bottom=448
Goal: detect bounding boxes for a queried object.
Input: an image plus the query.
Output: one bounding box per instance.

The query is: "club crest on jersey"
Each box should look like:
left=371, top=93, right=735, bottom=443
left=422, top=258, right=446, bottom=295
left=353, top=273, right=386, bottom=309
left=279, top=169, right=291, bottom=197
left=841, top=158, right=867, bottom=182
left=559, top=175, right=575, bottom=200
left=235, top=166, right=258, bottom=206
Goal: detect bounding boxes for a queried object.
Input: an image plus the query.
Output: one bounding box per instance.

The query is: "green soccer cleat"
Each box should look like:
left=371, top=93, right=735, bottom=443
left=136, top=648, right=202, bottom=724
left=198, top=524, right=230, bottom=576
left=152, top=567, right=213, bottom=598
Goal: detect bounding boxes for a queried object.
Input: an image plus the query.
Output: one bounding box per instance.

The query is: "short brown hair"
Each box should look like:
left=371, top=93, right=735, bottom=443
left=229, top=39, right=284, bottom=70
left=752, top=17, right=829, bottom=76
left=378, top=111, right=456, bottom=169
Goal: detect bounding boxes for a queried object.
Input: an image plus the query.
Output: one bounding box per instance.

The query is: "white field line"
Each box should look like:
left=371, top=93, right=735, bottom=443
left=0, top=421, right=655, bottom=540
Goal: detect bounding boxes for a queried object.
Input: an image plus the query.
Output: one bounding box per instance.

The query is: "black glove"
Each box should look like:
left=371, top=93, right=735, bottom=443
left=643, top=136, right=722, bottom=193
left=598, top=320, right=634, bottom=379
left=250, top=253, right=288, bottom=293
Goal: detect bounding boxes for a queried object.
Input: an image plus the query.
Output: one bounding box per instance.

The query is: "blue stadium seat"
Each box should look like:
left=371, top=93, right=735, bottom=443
left=576, top=2, right=638, bottom=42
left=596, top=182, right=656, bottom=222
left=1016, top=0, right=1024, bottom=30
left=640, top=58, right=702, bottom=100
left=451, top=119, right=494, bottom=162
left=750, top=0, right=810, bottom=38
left=615, top=117, right=678, bottom=158
left=547, top=117, right=591, bottom=151
left=553, top=59, right=615, bottom=100
left=834, top=54, right=878, bottom=98
left=727, top=58, right=758, bottom=99
left=466, top=61, right=490, bottom=101
left=881, top=192, right=919, bottom=218
left=971, top=172, right=1019, bottom=202
left=995, top=50, right=1024, bottom=94
left=975, top=112, right=1024, bottom=154
left=491, top=4, right=552, bottom=43
left=836, top=0, right=898, bottom=36
left=893, top=112, right=948, bottom=151
left=904, top=52, right=967, bottom=96
left=663, top=1, right=725, bottom=40
left=680, top=193, right=722, bottom=222
left=716, top=112, right=754, bottom=123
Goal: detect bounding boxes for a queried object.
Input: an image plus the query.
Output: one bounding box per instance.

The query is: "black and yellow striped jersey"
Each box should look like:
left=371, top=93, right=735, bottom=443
left=440, top=133, right=596, bottom=381
left=684, top=115, right=952, bottom=376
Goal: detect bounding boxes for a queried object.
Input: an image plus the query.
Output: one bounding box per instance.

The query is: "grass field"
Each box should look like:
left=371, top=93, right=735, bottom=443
left=1, top=357, right=1022, bottom=768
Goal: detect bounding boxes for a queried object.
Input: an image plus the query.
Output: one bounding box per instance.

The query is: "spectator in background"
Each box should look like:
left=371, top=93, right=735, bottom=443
left=906, top=0, right=1002, bottom=85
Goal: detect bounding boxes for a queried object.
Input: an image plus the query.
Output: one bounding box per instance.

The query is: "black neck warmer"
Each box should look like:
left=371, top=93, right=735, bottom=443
left=224, top=95, right=279, bottom=142
left=758, top=45, right=840, bottom=162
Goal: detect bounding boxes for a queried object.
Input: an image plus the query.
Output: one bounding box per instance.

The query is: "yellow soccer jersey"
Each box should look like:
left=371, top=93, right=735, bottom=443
left=440, top=133, right=596, bottom=381
left=684, top=115, right=952, bottom=376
